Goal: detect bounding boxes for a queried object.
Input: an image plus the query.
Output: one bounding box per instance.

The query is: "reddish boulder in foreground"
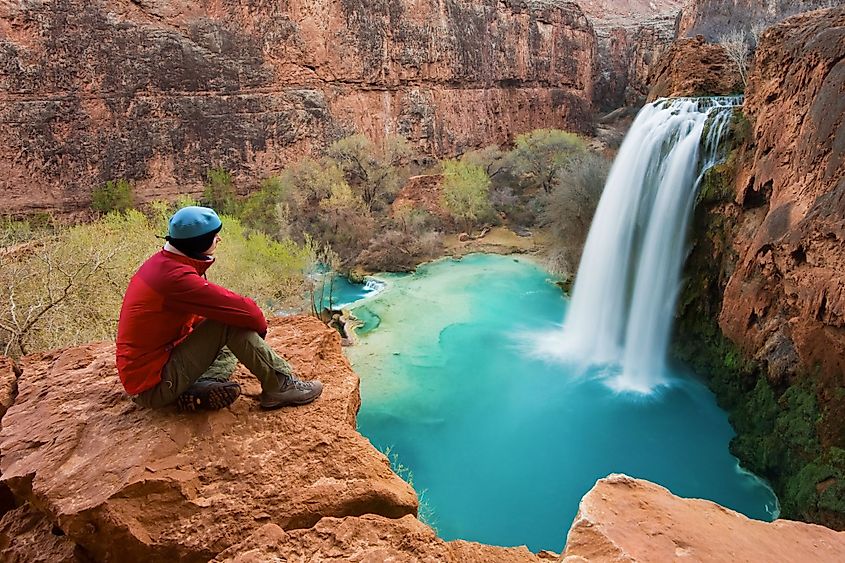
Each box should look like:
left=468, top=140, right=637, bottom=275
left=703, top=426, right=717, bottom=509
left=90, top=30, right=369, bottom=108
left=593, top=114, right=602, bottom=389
left=213, top=514, right=548, bottom=563
left=563, top=474, right=845, bottom=562
left=0, top=316, right=416, bottom=562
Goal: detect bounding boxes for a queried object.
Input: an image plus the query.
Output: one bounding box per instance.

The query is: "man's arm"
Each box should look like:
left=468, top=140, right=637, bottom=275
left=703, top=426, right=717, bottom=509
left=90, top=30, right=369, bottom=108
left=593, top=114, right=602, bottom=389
left=163, top=270, right=269, bottom=334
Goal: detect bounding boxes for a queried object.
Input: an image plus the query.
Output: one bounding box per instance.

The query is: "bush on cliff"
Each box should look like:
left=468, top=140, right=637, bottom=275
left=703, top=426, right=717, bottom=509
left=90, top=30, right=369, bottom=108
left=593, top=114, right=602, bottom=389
left=91, top=179, right=134, bottom=214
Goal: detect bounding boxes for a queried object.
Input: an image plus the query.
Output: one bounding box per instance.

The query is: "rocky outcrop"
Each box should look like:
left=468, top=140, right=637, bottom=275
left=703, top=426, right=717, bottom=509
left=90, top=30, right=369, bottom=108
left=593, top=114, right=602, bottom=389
left=677, top=0, right=835, bottom=40
left=674, top=6, right=845, bottom=529
left=0, top=316, right=417, bottom=561
left=562, top=474, right=845, bottom=562
left=647, top=36, right=743, bottom=99
left=720, top=6, right=845, bottom=399
left=0, top=0, right=596, bottom=216
left=0, top=504, right=87, bottom=563
left=213, top=514, right=548, bottom=562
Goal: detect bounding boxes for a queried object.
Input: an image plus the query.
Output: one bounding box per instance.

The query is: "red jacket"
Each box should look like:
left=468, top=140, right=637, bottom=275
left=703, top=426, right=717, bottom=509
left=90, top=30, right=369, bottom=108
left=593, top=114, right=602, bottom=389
left=116, top=249, right=268, bottom=395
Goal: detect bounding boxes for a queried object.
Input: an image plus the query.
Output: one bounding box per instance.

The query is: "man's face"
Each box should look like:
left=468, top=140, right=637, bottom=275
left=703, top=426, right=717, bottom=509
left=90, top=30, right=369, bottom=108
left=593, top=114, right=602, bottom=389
left=205, top=233, right=222, bottom=256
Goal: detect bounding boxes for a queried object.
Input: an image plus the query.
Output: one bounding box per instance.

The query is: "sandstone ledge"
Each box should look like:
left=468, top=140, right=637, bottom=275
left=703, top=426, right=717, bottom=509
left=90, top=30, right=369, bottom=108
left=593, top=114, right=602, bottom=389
left=563, top=474, right=845, bottom=563
left=0, top=316, right=417, bottom=562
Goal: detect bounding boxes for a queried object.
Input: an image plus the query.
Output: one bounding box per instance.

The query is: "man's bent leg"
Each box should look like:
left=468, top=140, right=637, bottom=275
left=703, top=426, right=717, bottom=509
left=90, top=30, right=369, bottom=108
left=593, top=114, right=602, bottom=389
left=133, top=323, right=233, bottom=409
left=197, top=347, right=238, bottom=383
left=190, top=320, right=323, bottom=408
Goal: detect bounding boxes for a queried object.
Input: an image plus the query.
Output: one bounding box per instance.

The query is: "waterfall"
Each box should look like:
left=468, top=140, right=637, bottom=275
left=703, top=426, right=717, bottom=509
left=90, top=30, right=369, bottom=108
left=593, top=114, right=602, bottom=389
left=559, top=97, right=741, bottom=394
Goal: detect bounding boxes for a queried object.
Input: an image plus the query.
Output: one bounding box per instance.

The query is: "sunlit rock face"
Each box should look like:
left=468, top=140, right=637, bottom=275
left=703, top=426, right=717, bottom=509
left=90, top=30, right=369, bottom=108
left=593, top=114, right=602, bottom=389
left=0, top=0, right=595, bottom=216
left=0, top=316, right=417, bottom=561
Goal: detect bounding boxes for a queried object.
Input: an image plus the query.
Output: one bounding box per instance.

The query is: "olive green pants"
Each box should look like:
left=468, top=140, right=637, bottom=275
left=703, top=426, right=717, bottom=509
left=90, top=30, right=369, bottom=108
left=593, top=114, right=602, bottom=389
left=133, top=320, right=294, bottom=409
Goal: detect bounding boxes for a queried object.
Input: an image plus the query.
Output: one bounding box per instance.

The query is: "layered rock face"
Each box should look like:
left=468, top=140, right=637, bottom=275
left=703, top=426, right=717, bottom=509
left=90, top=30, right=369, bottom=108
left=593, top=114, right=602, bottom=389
left=677, top=0, right=837, bottom=40
left=563, top=475, right=845, bottom=563
left=0, top=0, right=596, bottom=215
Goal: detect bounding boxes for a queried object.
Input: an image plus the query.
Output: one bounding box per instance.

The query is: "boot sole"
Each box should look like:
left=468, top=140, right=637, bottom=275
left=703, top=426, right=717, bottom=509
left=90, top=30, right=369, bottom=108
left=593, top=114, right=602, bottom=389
left=259, top=387, right=323, bottom=410
left=177, top=383, right=241, bottom=412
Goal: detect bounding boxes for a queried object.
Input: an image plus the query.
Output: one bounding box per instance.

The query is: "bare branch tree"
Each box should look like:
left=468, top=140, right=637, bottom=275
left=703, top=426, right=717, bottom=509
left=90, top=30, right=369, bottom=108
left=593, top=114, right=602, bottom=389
left=717, top=29, right=751, bottom=88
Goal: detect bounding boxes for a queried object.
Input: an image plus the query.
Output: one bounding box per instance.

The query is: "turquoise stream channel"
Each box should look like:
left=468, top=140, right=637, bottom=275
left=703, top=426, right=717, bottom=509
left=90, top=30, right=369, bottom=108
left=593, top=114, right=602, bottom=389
left=343, top=254, right=778, bottom=552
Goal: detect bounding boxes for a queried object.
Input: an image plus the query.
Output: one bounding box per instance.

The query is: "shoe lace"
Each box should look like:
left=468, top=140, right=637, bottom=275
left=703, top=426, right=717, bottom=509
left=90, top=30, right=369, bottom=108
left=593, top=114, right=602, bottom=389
left=292, top=379, right=312, bottom=391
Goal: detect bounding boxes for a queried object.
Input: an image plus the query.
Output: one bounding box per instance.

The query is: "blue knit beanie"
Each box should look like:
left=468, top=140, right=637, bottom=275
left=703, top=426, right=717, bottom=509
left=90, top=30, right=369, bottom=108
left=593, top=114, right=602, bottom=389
left=168, top=206, right=222, bottom=239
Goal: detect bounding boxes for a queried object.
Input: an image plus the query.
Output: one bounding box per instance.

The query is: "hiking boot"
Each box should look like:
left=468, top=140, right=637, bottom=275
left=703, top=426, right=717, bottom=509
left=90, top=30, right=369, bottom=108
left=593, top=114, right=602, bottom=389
left=260, top=373, right=323, bottom=409
left=176, top=380, right=241, bottom=412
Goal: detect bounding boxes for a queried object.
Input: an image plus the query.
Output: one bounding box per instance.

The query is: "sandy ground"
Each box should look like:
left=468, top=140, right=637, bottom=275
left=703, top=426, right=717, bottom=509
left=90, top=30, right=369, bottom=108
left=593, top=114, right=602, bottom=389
left=442, top=226, right=551, bottom=258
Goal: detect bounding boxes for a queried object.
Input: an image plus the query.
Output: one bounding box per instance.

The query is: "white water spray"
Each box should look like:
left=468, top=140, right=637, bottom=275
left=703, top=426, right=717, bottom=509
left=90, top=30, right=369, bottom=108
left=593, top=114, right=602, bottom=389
left=554, top=97, right=741, bottom=394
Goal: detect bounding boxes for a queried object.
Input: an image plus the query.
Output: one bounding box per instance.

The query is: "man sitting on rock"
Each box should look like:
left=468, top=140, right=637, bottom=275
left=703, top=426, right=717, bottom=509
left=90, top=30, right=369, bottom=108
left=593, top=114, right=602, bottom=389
left=116, top=205, right=323, bottom=412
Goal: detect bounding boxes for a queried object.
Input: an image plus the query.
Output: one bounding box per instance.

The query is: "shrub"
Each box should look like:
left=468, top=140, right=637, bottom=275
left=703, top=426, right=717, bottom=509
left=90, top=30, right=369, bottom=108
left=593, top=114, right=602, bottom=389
left=327, top=134, right=413, bottom=212
left=92, top=179, right=134, bottom=213
left=203, top=166, right=238, bottom=215
left=440, top=160, right=493, bottom=231
left=538, top=151, right=609, bottom=275
left=507, top=129, right=586, bottom=194
left=239, top=176, right=288, bottom=238
left=0, top=207, right=311, bottom=356
left=356, top=229, right=442, bottom=272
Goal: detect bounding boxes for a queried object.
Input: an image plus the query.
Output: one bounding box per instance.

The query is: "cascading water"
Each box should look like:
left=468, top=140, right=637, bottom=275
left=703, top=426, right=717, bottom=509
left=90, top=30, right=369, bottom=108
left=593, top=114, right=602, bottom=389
left=554, top=96, right=742, bottom=394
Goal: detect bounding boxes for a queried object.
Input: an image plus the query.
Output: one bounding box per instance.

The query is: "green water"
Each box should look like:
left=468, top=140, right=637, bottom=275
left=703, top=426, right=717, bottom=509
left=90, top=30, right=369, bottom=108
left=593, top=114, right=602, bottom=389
left=346, top=254, right=778, bottom=552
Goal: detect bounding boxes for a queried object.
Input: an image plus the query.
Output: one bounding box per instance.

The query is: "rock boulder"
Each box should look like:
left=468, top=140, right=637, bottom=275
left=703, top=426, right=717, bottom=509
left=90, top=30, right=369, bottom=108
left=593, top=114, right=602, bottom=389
left=563, top=474, right=845, bottom=562
left=647, top=36, right=743, bottom=100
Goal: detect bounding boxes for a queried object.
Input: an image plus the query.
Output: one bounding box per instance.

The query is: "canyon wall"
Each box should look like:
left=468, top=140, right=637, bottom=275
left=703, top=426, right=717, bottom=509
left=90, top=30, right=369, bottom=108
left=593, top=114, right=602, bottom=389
left=0, top=0, right=596, bottom=215
left=575, top=0, right=682, bottom=110
left=675, top=5, right=845, bottom=529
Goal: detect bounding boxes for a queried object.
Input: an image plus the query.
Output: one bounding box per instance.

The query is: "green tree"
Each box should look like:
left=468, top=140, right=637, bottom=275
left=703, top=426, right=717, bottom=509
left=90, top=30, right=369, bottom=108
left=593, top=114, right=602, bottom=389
left=91, top=179, right=134, bottom=213
left=440, top=160, right=492, bottom=231
left=203, top=166, right=238, bottom=215
left=508, top=129, right=586, bottom=194
left=327, top=134, right=413, bottom=212
left=239, top=176, right=288, bottom=238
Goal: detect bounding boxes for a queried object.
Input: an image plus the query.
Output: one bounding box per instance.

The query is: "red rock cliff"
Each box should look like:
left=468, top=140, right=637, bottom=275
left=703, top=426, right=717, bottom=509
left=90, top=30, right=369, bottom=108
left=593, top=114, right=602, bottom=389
left=720, top=6, right=844, bottom=432
left=0, top=0, right=596, bottom=215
